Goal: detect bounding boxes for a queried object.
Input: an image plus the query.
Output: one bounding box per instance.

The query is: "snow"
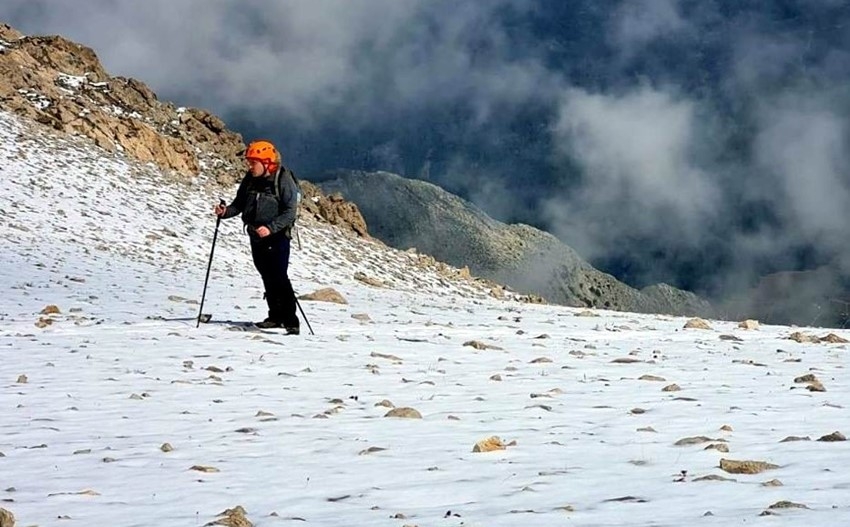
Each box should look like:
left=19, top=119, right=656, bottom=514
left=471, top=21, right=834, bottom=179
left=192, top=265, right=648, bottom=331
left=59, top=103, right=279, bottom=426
left=1, top=109, right=850, bottom=526
left=56, top=73, right=87, bottom=90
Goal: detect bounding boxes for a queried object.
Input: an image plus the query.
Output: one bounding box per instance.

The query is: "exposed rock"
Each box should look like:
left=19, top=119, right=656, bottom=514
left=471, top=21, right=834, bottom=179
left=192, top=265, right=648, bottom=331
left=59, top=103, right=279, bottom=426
left=693, top=474, right=736, bottom=482
left=206, top=506, right=253, bottom=527
left=354, top=272, right=384, bottom=287
left=463, top=340, right=503, bottom=351
left=779, top=436, right=811, bottom=442
left=299, top=287, right=348, bottom=304
left=684, top=318, right=712, bottom=330
left=0, top=508, right=14, bottom=527
left=473, top=436, right=506, bottom=453
left=0, top=30, right=243, bottom=182
left=794, top=373, right=818, bottom=383
left=738, top=319, right=759, bottom=330
left=190, top=465, right=220, bottom=473
left=788, top=332, right=821, bottom=344
left=820, top=333, right=849, bottom=344
left=40, top=304, right=60, bottom=315
left=674, top=436, right=719, bottom=446
left=662, top=384, right=681, bottom=392
left=384, top=407, right=422, bottom=419
left=719, top=458, right=779, bottom=474
left=816, top=431, right=846, bottom=442
left=767, top=501, right=808, bottom=510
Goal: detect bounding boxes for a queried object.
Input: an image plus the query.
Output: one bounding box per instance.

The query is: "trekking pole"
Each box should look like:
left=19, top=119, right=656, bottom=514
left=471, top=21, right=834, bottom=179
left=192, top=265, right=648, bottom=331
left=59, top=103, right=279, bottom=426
left=197, top=199, right=226, bottom=327
left=294, top=294, right=314, bottom=335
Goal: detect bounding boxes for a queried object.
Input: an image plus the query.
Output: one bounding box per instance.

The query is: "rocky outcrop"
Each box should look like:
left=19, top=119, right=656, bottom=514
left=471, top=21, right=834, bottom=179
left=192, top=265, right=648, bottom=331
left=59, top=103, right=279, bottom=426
left=0, top=23, right=244, bottom=184
left=0, top=23, right=369, bottom=237
left=318, top=170, right=711, bottom=315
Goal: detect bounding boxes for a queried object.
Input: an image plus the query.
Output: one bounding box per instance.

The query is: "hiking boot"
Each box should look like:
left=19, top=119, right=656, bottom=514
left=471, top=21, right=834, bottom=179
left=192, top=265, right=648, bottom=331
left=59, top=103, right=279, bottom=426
left=285, top=326, right=300, bottom=335
left=255, top=318, right=283, bottom=329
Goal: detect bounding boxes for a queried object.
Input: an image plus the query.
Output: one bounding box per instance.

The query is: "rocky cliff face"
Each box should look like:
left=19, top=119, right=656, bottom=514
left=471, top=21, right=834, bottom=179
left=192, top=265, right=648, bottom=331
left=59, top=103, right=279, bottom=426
left=318, top=170, right=712, bottom=316
left=0, top=22, right=368, bottom=237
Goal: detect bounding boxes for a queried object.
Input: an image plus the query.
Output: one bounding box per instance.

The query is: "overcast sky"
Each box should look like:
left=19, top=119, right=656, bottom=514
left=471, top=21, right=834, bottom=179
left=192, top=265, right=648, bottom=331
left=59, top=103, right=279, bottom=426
left=2, top=0, right=849, bottom=296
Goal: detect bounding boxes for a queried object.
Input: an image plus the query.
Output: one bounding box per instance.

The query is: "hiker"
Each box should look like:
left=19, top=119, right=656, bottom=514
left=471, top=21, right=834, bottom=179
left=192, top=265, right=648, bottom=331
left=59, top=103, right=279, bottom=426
left=214, top=140, right=301, bottom=333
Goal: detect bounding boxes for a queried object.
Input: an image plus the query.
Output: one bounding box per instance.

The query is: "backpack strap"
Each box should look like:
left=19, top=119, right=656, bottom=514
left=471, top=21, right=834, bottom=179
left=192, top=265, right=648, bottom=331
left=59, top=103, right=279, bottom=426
left=273, top=166, right=302, bottom=207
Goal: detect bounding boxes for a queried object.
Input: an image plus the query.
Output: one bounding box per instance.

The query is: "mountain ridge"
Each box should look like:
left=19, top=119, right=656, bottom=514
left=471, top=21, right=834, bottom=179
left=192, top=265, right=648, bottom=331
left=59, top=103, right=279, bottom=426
left=318, top=170, right=712, bottom=316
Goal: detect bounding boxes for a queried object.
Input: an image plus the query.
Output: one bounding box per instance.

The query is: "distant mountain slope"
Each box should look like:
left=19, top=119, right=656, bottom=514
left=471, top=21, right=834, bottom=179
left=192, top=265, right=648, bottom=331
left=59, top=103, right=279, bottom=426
left=318, top=170, right=711, bottom=316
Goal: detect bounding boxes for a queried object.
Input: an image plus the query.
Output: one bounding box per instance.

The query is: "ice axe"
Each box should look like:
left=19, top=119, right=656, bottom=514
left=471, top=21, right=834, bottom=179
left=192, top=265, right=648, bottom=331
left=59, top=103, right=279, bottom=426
left=197, top=199, right=225, bottom=327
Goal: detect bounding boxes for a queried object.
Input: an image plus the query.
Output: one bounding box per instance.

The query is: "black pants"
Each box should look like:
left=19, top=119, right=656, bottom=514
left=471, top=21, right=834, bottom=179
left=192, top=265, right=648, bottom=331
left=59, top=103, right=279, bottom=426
left=250, top=235, right=298, bottom=328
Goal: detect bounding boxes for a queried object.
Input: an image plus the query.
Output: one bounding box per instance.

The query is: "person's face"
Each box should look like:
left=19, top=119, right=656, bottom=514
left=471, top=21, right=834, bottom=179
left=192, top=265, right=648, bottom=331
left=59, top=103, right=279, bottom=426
left=247, top=159, right=266, bottom=177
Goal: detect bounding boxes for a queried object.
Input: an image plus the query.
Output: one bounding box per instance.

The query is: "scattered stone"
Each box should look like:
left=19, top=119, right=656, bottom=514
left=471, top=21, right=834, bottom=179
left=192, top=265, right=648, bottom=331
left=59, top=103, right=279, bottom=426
left=806, top=381, right=826, bottom=392
left=358, top=446, right=388, bottom=455
left=638, top=374, right=666, bottom=382
left=788, top=332, right=820, bottom=344
left=206, top=506, right=253, bottom=527
left=611, top=357, right=642, bottom=364
left=719, top=334, right=743, bottom=342
left=371, top=351, right=402, bottom=361
left=637, top=426, right=657, bottom=433
left=490, top=374, right=502, bottom=381
left=575, top=310, right=599, bottom=317
left=102, top=457, right=116, bottom=463
left=534, top=334, right=550, bottom=339
left=720, top=425, right=733, bottom=432
left=374, top=399, right=394, bottom=408
left=704, top=443, right=730, bottom=453
left=820, top=333, right=849, bottom=344
left=674, top=436, right=718, bottom=446
left=0, top=508, right=13, bottom=527
left=554, top=505, right=575, bottom=512
left=794, top=373, right=818, bottom=383
left=761, top=479, right=783, bottom=487
left=719, top=458, right=779, bottom=474
left=384, top=407, right=422, bottom=419
left=190, top=465, right=219, bottom=473
left=354, top=272, right=384, bottom=287
left=779, top=436, right=810, bottom=443
left=473, top=436, right=505, bottom=453
left=767, top=501, right=808, bottom=510
left=529, top=357, right=552, bottom=364
left=160, top=443, right=174, bottom=452
left=662, top=384, right=681, bottom=392
left=255, top=411, right=274, bottom=417
left=816, top=431, right=846, bottom=442
left=693, top=474, right=736, bottom=482
left=684, top=318, right=712, bottom=330
left=40, top=305, right=60, bottom=315
left=630, top=408, right=646, bottom=414
left=351, top=313, right=371, bottom=322
left=34, top=317, right=53, bottom=328
left=299, top=288, right=348, bottom=304
left=463, top=340, right=503, bottom=351
left=738, top=319, right=759, bottom=330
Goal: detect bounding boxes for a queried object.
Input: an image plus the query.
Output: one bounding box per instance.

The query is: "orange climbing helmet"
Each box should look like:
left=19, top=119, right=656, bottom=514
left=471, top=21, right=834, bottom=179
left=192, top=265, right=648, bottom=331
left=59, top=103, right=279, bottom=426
left=245, top=140, right=281, bottom=173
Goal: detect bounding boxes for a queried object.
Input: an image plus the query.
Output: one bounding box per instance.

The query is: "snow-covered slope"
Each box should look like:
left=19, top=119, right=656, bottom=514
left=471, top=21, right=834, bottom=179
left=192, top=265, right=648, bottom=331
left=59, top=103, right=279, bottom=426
left=1, top=111, right=849, bottom=526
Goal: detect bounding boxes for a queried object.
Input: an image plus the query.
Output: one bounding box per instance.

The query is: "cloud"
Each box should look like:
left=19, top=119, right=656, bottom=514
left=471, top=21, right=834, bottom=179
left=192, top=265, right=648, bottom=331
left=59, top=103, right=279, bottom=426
left=544, top=85, right=719, bottom=259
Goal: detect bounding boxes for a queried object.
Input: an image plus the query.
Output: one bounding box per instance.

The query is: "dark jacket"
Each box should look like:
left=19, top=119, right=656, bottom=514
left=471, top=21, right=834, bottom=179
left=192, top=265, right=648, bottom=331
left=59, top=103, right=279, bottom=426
left=222, top=167, right=300, bottom=239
